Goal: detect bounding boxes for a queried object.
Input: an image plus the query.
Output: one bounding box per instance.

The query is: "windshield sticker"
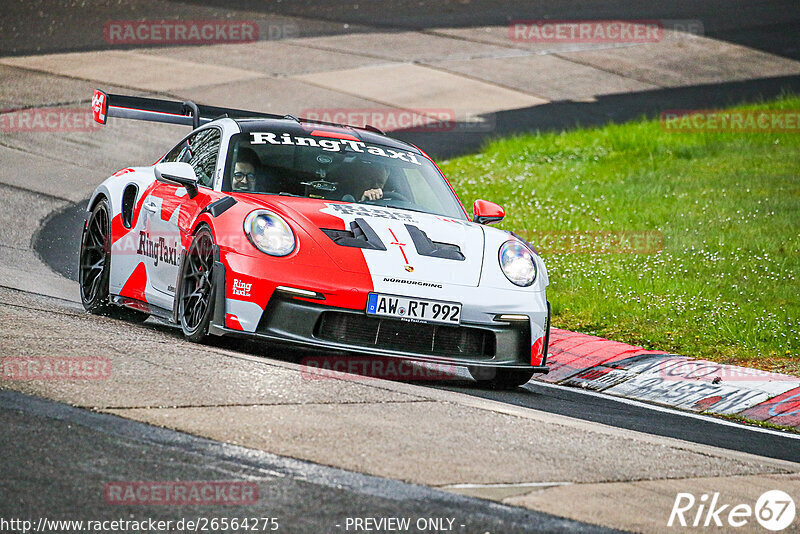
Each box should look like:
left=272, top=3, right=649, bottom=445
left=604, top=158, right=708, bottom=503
left=324, top=203, right=417, bottom=222
left=250, top=132, right=421, bottom=165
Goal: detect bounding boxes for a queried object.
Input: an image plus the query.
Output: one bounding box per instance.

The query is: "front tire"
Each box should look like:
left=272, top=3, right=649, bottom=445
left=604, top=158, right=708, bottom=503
left=468, top=366, right=535, bottom=389
left=79, top=198, right=148, bottom=322
left=178, top=226, right=216, bottom=343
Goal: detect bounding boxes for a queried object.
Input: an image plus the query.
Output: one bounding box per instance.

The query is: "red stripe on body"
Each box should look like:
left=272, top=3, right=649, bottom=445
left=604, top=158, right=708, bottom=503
left=119, top=262, right=148, bottom=303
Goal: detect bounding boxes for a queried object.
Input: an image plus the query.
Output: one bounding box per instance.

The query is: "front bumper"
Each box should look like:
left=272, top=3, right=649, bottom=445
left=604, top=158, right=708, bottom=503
left=210, top=257, right=550, bottom=371
left=212, top=287, right=547, bottom=371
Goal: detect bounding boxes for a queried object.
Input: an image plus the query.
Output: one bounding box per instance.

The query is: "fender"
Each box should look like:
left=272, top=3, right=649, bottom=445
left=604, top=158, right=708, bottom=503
left=188, top=212, right=217, bottom=242
left=87, top=167, right=156, bottom=218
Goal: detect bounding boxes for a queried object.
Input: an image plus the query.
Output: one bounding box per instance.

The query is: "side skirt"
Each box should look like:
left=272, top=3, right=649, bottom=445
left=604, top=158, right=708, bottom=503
left=110, top=294, right=173, bottom=321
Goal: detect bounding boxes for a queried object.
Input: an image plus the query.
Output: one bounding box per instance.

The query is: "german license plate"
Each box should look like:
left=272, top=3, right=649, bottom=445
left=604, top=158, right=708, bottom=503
left=366, top=293, right=461, bottom=325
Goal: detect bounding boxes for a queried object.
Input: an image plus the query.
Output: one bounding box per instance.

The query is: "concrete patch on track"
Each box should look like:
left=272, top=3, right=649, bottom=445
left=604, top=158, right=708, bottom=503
left=503, top=473, right=800, bottom=533
left=137, top=40, right=388, bottom=77
left=432, top=25, right=800, bottom=88
left=2, top=390, right=605, bottom=534
left=2, top=287, right=795, bottom=496
left=291, top=30, right=527, bottom=63
left=0, top=65, right=131, bottom=110
left=292, top=63, right=548, bottom=116
left=0, top=51, right=266, bottom=92
left=555, top=32, right=800, bottom=87
left=179, top=76, right=405, bottom=120
left=429, top=54, right=660, bottom=102
left=102, top=400, right=789, bottom=488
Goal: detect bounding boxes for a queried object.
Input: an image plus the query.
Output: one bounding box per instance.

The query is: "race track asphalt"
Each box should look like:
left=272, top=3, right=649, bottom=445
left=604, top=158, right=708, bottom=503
left=3, top=2, right=800, bottom=532
left=0, top=390, right=612, bottom=533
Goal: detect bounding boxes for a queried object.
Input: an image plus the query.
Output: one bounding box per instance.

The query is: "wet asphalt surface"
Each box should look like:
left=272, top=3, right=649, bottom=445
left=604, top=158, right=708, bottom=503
left=0, top=390, right=615, bottom=533
left=33, top=198, right=800, bottom=466
left=5, top=1, right=800, bottom=532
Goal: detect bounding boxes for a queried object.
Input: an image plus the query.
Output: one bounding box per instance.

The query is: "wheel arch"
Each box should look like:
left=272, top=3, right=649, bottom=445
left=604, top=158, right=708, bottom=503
left=173, top=222, right=225, bottom=338
left=87, top=189, right=110, bottom=213
left=87, top=166, right=157, bottom=222
left=190, top=215, right=216, bottom=239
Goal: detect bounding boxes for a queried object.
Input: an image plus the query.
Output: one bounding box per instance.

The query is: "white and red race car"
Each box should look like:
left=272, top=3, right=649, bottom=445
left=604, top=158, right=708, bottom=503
left=80, top=90, right=550, bottom=388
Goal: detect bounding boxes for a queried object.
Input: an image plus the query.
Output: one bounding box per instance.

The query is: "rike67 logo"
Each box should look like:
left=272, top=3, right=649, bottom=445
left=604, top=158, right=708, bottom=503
left=669, top=490, right=796, bottom=531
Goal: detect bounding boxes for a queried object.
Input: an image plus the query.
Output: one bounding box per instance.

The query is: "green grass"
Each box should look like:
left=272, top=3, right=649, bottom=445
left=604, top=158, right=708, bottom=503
left=440, top=95, right=800, bottom=374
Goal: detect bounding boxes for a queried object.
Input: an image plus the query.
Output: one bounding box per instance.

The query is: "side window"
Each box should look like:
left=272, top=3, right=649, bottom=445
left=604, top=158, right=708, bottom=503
left=186, top=129, right=221, bottom=188
left=161, top=129, right=221, bottom=188
left=162, top=138, right=189, bottom=163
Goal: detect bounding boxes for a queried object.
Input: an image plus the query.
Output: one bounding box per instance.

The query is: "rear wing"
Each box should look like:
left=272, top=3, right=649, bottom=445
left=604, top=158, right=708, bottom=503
left=91, top=89, right=279, bottom=128
left=91, top=89, right=387, bottom=134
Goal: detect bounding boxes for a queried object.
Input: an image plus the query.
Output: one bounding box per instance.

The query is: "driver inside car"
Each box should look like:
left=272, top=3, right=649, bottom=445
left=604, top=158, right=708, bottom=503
left=340, top=160, right=390, bottom=202
left=231, top=148, right=261, bottom=192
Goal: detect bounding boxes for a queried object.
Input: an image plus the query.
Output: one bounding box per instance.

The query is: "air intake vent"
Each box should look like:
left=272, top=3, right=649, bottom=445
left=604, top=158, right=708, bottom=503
left=321, top=218, right=386, bottom=250
left=405, top=224, right=464, bottom=261
left=316, top=312, right=495, bottom=359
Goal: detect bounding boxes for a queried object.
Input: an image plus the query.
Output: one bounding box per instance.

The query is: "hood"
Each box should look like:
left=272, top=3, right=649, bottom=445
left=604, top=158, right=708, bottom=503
left=244, top=196, right=486, bottom=287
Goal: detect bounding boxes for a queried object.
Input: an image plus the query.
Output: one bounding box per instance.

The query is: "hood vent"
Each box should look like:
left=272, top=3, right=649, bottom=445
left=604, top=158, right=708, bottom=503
left=405, top=224, right=465, bottom=261
left=321, top=218, right=387, bottom=250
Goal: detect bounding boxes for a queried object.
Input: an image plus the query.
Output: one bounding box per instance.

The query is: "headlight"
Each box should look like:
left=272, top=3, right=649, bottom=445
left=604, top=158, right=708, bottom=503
left=244, top=210, right=295, bottom=256
left=499, top=240, right=537, bottom=287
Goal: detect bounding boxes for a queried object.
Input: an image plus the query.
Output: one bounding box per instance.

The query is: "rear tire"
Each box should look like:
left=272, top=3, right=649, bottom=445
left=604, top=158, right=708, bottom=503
left=468, top=366, right=535, bottom=389
left=79, top=198, right=148, bottom=322
left=178, top=226, right=216, bottom=343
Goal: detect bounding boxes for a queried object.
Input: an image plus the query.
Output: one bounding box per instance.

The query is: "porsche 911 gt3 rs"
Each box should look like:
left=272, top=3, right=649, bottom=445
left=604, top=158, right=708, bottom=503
left=79, top=90, right=551, bottom=388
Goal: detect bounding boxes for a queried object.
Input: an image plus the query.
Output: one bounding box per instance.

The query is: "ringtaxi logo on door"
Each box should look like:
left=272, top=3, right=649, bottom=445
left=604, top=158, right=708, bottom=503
left=668, top=490, right=795, bottom=530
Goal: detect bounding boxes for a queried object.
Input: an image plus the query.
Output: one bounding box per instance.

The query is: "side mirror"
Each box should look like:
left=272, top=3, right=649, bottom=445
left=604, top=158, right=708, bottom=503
left=154, top=162, right=199, bottom=198
left=472, top=199, right=505, bottom=225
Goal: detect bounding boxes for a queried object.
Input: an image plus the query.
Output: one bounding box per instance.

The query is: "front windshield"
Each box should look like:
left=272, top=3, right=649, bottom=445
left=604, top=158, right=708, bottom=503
left=223, top=131, right=466, bottom=219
